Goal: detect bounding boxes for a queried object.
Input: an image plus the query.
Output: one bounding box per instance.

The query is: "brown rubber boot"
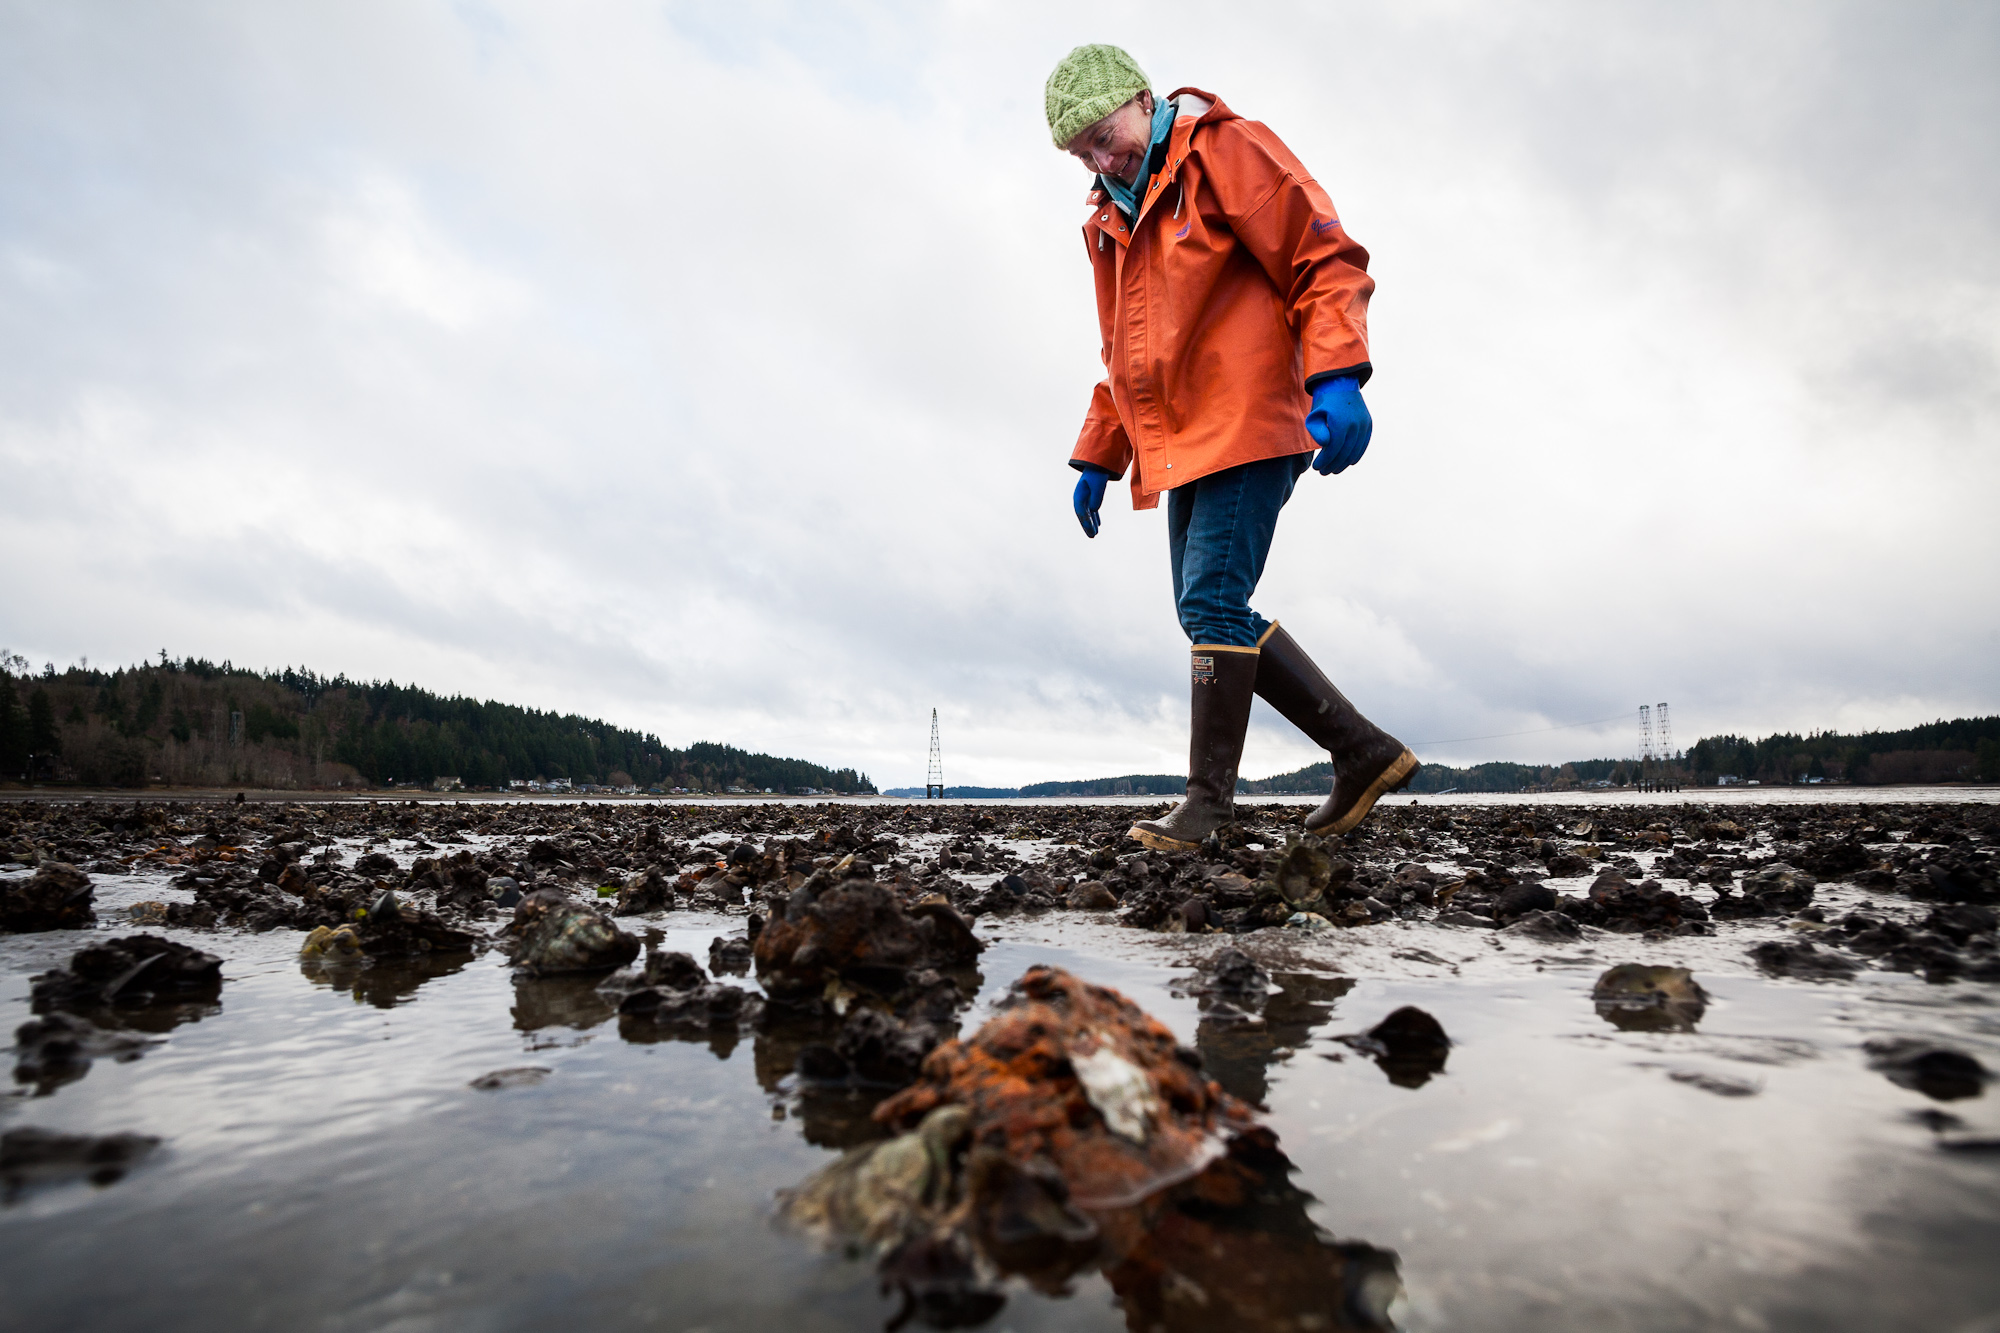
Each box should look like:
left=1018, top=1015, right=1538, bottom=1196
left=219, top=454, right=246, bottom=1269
left=1253, top=622, right=1418, bottom=835
left=1129, top=645, right=1260, bottom=853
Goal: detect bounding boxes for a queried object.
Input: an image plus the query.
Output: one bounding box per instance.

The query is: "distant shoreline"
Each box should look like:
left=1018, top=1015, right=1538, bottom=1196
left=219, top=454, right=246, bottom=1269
left=2, top=784, right=1996, bottom=808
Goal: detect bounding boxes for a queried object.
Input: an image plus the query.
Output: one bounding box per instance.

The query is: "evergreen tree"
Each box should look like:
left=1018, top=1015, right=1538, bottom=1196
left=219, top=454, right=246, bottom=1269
left=0, top=678, right=24, bottom=777
left=27, top=688, right=60, bottom=777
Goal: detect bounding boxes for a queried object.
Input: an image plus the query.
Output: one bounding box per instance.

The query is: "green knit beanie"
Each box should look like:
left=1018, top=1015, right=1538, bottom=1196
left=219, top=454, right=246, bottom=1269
left=1044, top=44, right=1152, bottom=149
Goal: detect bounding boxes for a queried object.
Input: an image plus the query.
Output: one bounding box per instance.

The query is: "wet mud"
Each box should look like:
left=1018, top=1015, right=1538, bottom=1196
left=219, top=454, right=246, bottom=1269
left=1, top=793, right=1998, bottom=1329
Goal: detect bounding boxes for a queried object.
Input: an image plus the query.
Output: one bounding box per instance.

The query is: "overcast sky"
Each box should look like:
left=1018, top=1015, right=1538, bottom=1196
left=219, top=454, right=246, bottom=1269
left=3, top=1, right=1996, bottom=789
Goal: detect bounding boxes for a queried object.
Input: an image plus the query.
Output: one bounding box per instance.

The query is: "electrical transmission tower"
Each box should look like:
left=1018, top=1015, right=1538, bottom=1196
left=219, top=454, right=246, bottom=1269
left=926, top=709, right=944, bottom=799
left=1655, top=702, right=1673, bottom=790
left=1638, top=704, right=1654, bottom=787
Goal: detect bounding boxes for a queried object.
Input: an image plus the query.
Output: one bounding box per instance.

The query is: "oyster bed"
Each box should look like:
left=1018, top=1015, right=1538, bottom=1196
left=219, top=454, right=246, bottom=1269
left=2, top=792, right=1998, bottom=1331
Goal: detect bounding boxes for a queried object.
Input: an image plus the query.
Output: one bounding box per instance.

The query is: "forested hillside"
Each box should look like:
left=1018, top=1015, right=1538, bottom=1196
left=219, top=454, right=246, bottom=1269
left=1687, top=717, right=2000, bottom=785
left=1020, top=774, right=1186, bottom=797
left=1018, top=716, right=2000, bottom=798
left=0, top=655, right=873, bottom=794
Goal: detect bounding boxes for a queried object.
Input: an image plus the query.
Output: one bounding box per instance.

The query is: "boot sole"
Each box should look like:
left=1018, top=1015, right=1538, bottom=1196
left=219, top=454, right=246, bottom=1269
left=1308, top=749, right=1420, bottom=836
left=1128, top=823, right=1202, bottom=854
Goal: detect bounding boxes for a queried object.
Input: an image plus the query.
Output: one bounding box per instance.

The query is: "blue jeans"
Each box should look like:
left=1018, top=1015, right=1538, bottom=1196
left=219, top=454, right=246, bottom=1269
left=1167, top=453, right=1310, bottom=646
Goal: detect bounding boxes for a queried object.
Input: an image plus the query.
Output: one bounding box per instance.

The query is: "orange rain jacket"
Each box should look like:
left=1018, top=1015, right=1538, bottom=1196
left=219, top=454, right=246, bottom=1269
left=1068, top=89, right=1374, bottom=510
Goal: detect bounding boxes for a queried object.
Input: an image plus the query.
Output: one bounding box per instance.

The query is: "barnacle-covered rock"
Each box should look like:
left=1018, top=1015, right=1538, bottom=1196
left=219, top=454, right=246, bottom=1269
left=0, top=862, right=96, bottom=932
left=875, top=966, right=1252, bottom=1209
left=508, top=889, right=639, bottom=975
left=780, top=968, right=1402, bottom=1332
left=353, top=889, right=480, bottom=957
left=778, top=1104, right=972, bottom=1256
left=754, top=878, right=980, bottom=1004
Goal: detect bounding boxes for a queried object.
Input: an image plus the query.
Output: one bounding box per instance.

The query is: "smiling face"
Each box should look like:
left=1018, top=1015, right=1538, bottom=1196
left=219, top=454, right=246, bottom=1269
left=1063, top=89, right=1156, bottom=185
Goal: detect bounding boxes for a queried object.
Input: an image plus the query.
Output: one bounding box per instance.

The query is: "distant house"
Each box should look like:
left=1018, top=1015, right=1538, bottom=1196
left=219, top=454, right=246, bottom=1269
left=1717, top=775, right=1741, bottom=786
left=547, top=778, right=573, bottom=792
left=508, top=779, right=528, bottom=790
left=430, top=776, right=463, bottom=792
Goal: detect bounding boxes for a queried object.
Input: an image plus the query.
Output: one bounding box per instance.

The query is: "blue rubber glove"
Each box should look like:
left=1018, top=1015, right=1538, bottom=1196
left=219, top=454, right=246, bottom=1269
left=1306, top=376, right=1373, bottom=474
left=1072, top=464, right=1113, bottom=538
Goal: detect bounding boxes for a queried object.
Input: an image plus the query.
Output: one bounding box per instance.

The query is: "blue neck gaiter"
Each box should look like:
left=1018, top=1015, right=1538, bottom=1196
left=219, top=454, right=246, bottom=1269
left=1099, top=95, right=1176, bottom=222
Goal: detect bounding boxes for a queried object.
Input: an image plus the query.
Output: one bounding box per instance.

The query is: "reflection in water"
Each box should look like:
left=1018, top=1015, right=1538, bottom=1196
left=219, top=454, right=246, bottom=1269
left=1196, top=969, right=1354, bottom=1107
left=619, top=1012, right=742, bottom=1061
left=790, top=1119, right=1400, bottom=1333
left=752, top=1017, right=892, bottom=1148
left=510, top=974, right=618, bottom=1034
left=1094, top=1130, right=1401, bottom=1333
left=11, top=1013, right=155, bottom=1097
left=611, top=956, right=984, bottom=1151
left=299, top=953, right=470, bottom=1010
left=67, top=997, right=220, bottom=1037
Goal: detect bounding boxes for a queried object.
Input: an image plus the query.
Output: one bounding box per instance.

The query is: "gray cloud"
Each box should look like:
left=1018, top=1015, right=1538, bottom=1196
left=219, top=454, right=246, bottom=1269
left=2, top=1, right=1995, bottom=787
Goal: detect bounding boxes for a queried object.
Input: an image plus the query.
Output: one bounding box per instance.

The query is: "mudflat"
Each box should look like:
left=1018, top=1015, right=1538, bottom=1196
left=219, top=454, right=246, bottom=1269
left=2, top=794, right=1995, bottom=1331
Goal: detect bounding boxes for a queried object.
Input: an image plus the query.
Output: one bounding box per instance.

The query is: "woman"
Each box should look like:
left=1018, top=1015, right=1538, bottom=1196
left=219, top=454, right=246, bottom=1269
left=1045, top=43, right=1418, bottom=851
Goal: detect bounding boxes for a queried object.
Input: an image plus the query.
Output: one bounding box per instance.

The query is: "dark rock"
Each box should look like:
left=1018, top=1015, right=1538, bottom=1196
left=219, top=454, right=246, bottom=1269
left=435, top=852, right=490, bottom=911
left=1909, top=852, right=1997, bottom=905
left=618, top=980, right=762, bottom=1031
left=642, top=949, right=706, bottom=990
left=1742, top=863, right=1817, bottom=912
left=1337, top=1006, right=1451, bottom=1088
left=1879, top=935, right=1965, bottom=983
left=30, top=935, right=224, bottom=1014
left=1798, top=837, right=1873, bottom=879
left=1864, top=1039, right=1990, bottom=1101
left=0, top=862, right=96, bottom=932
left=1492, top=881, right=1558, bottom=922
left=354, top=850, right=399, bottom=875
left=613, top=867, right=676, bottom=916
left=355, top=890, right=481, bottom=957
left=1066, top=881, right=1118, bottom=911
left=1748, top=939, right=1859, bottom=981
left=754, top=880, right=981, bottom=1005
left=1921, top=904, right=1998, bottom=944
left=1844, top=918, right=1910, bottom=956
left=1570, top=871, right=1696, bottom=932
left=1499, top=909, right=1581, bottom=942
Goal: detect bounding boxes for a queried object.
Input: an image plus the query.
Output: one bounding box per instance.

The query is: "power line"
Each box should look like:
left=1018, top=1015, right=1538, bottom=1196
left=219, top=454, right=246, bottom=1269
left=1408, top=711, right=1634, bottom=749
